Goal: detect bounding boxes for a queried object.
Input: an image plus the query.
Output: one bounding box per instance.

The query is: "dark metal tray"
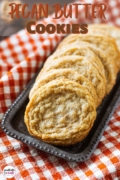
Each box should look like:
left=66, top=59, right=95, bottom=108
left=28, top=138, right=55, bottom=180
left=1, top=67, right=120, bottom=162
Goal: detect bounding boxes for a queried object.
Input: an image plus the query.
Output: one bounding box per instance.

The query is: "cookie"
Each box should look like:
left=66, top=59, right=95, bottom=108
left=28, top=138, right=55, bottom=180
left=25, top=79, right=96, bottom=146
left=57, top=33, right=118, bottom=93
left=43, top=43, right=105, bottom=78
left=40, top=55, right=106, bottom=106
left=29, top=68, right=98, bottom=107
left=89, top=24, right=120, bottom=70
left=89, top=24, right=120, bottom=51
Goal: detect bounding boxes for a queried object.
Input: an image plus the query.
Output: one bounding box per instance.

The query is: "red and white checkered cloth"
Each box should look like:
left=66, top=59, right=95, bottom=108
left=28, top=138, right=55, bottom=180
left=0, top=0, right=120, bottom=179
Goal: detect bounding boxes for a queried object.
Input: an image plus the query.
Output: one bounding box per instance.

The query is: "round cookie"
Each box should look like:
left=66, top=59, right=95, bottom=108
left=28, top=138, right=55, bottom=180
left=43, top=43, right=105, bottom=78
left=25, top=79, right=96, bottom=146
left=29, top=69, right=98, bottom=107
left=40, top=55, right=106, bottom=106
left=57, top=33, right=118, bottom=93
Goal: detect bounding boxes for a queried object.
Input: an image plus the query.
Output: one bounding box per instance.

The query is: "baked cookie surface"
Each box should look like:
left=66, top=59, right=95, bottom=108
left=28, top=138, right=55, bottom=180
left=29, top=69, right=98, bottom=107
left=89, top=24, right=120, bottom=51
left=57, top=33, right=118, bottom=93
left=25, top=79, right=96, bottom=146
left=43, top=43, right=105, bottom=78
left=89, top=24, right=120, bottom=70
left=41, top=55, right=106, bottom=106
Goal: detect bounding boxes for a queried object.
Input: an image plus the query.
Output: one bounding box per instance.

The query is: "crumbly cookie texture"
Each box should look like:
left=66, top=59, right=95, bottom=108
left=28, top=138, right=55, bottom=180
left=43, top=43, right=105, bottom=78
left=25, top=79, right=96, bottom=146
left=89, top=24, right=120, bottom=52
left=57, top=33, right=119, bottom=93
left=29, top=68, right=98, bottom=107
left=41, top=55, right=106, bottom=106
left=88, top=25, right=120, bottom=70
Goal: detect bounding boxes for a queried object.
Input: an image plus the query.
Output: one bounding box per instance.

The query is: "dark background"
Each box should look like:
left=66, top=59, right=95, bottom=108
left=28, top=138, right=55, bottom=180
left=0, top=0, right=72, bottom=41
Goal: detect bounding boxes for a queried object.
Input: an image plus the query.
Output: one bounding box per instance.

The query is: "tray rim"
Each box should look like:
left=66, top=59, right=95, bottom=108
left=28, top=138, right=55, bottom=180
left=1, top=71, right=120, bottom=162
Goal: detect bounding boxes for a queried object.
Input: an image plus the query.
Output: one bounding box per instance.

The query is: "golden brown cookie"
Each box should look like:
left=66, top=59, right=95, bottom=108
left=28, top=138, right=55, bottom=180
left=43, top=43, right=105, bottom=78
left=25, top=79, right=96, bottom=146
left=89, top=24, right=120, bottom=51
left=40, top=55, right=106, bottom=106
left=57, top=33, right=118, bottom=93
left=29, top=69, right=98, bottom=107
left=88, top=24, right=120, bottom=70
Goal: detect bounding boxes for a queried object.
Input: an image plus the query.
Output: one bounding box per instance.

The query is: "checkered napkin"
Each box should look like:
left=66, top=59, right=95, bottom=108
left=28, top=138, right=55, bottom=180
left=0, top=0, right=120, bottom=179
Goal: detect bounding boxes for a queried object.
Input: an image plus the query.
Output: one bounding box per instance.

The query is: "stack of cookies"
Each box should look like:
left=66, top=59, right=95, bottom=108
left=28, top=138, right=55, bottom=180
left=24, top=24, right=120, bottom=146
